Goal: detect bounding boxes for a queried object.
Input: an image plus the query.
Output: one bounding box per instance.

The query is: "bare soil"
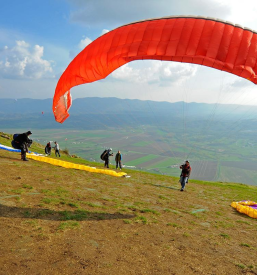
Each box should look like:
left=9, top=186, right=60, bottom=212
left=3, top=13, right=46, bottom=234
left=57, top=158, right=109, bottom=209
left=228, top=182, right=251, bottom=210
left=0, top=149, right=257, bottom=275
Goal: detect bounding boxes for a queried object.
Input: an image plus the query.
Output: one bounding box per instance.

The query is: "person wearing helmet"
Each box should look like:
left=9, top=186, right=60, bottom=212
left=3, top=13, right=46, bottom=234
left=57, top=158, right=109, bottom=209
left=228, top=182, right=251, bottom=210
left=12, top=131, right=33, bottom=161
left=103, top=148, right=113, bottom=168
left=179, top=160, right=191, bottom=191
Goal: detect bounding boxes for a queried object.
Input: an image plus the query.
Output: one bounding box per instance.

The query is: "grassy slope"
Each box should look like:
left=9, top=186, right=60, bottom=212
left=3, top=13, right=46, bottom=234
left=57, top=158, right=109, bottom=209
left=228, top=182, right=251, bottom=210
left=0, top=133, right=257, bottom=274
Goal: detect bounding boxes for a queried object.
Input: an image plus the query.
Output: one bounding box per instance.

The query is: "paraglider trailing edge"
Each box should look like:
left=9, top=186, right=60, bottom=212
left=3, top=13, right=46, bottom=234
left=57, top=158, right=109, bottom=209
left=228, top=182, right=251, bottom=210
left=53, top=15, right=257, bottom=123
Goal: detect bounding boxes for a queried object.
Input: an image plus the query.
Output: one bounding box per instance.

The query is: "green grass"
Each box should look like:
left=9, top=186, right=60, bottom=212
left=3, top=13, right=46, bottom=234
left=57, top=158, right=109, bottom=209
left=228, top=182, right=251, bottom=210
left=2, top=130, right=257, bottom=274
left=57, top=221, right=80, bottom=231
left=140, top=208, right=160, bottom=215
left=135, top=216, right=147, bottom=224
left=125, top=154, right=160, bottom=166
left=22, top=184, right=33, bottom=189
left=59, top=210, right=88, bottom=221
left=220, top=233, right=230, bottom=239
left=240, top=243, right=251, bottom=248
left=3, top=129, right=257, bottom=185
left=132, top=141, right=153, bottom=147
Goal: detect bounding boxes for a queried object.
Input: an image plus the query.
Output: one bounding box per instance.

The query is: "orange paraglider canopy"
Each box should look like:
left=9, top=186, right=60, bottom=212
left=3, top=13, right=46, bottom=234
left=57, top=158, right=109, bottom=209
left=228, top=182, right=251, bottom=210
left=53, top=16, right=257, bottom=123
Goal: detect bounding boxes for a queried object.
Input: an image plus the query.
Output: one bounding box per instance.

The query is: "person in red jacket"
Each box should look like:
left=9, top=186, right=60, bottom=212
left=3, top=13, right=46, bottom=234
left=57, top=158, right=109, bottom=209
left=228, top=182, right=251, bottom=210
left=179, top=160, right=191, bottom=191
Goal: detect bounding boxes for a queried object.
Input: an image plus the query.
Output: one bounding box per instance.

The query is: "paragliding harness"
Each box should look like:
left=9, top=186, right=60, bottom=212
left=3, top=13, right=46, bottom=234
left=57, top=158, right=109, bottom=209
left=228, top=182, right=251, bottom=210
left=12, top=134, right=20, bottom=149
left=13, top=133, right=19, bottom=140
left=11, top=133, right=21, bottom=149
left=100, top=150, right=108, bottom=160
left=11, top=133, right=33, bottom=150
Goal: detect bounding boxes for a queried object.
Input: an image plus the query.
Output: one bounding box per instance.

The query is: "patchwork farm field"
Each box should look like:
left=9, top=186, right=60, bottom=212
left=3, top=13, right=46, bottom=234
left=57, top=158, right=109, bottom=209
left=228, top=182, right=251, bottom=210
left=2, top=127, right=257, bottom=186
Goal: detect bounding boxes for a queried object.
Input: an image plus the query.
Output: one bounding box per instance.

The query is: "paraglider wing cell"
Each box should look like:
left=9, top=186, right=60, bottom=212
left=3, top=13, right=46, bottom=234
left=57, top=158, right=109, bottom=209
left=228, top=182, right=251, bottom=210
left=53, top=16, right=257, bottom=123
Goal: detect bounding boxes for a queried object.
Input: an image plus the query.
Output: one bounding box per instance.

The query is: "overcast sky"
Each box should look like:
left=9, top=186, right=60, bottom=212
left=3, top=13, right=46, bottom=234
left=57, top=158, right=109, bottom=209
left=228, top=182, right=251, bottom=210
left=1, top=0, right=257, bottom=105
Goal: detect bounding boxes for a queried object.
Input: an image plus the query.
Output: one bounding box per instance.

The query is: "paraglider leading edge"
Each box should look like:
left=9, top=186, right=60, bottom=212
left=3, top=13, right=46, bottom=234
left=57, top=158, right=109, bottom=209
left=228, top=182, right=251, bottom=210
left=53, top=15, right=257, bottom=123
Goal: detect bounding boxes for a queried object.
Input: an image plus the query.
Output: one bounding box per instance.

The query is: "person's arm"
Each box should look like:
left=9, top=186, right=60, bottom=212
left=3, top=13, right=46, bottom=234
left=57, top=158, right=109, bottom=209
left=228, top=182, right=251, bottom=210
left=188, top=167, right=192, bottom=177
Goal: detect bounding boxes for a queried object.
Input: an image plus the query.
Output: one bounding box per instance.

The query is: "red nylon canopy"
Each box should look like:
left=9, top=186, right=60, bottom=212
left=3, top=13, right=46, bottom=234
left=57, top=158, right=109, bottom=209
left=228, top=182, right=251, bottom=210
left=53, top=16, right=257, bottom=123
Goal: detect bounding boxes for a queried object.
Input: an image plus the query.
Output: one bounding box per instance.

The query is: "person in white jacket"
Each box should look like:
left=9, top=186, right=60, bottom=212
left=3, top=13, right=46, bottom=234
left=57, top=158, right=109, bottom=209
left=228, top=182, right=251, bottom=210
left=54, top=141, right=61, bottom=157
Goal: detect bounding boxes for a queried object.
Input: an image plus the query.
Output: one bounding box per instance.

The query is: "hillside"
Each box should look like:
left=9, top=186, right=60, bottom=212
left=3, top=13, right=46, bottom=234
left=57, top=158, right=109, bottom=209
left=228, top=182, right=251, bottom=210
left=2, top=97, right=257, bottom=186
left=0, top=133, right=257, bottom=274
left=1, top=98, right=257, bottom=130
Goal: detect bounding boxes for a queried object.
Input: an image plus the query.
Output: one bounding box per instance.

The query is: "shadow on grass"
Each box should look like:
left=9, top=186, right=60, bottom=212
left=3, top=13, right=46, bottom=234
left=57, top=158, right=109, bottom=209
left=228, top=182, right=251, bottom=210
left=0, top=204, right=136, bottom=221
left=0, top=155, right=21, bottom=161
left=231, top=208, right=254, bottom=220
left=152, top=184, right=180, bottom=191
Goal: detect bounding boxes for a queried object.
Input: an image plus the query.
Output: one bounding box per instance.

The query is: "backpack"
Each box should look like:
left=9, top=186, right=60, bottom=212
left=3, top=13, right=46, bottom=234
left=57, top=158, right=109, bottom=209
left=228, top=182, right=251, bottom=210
left=13, top=133, right=20, bottom=141
left=100, top=150, right=108, bottom=160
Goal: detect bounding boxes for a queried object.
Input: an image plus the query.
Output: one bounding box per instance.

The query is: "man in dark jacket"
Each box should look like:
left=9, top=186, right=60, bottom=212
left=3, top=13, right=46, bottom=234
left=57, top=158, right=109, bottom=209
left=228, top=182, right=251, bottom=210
left=45, top=142, right=52, bottom=155
left=115, top=150, right=122, bottom=170
left=12, top=131, right=32, bottom=161
left=179, top=160, right=191, bottom=191
left=103, top=148, right=113, bottom=168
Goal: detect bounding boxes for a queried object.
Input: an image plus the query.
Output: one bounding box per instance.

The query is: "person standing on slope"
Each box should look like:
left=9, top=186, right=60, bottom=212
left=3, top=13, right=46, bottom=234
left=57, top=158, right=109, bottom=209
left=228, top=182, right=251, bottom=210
left=54, top=141, right=61, bottom=157
left=12, top=131, right=33, bottom=161
left=115, top=150, right=122, bottom=170
left=45, top=142, right=51, bottom=155
left=103, top=148, right=113, bottom=168
left=179, top=160, right=191, bottom=191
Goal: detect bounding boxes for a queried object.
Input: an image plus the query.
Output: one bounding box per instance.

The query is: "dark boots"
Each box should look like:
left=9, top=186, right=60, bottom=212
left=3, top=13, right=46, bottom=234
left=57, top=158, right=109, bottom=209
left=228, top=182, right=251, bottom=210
left=21, top=153, right=29, bottom=161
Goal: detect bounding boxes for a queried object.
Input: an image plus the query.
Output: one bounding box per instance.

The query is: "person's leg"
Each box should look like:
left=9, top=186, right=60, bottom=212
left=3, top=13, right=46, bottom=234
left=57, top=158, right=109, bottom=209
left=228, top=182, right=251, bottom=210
left=21, top=144, right=28, bottom=161
left=116, top=162, right=118, bottom=169
left=58, top=150, right=61, bottom=157
left=119, top=161, right=122, bottom=169
left=181, top=177, right=188, bottom=191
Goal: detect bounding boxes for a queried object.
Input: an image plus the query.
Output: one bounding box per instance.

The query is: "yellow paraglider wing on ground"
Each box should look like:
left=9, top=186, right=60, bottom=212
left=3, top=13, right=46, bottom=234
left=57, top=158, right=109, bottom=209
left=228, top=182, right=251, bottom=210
left=27, top=154, right=127, bottom=178
left=231, top=201, right=257, bottom=219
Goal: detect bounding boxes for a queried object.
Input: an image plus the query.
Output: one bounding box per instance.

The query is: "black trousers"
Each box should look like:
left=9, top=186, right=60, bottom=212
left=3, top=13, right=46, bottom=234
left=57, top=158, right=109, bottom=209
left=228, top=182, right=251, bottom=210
left=12, top=141, right=28, bottom=159
left=116, top=161, right=122, bottom=169
left=104, top=158, right=109, bottom=168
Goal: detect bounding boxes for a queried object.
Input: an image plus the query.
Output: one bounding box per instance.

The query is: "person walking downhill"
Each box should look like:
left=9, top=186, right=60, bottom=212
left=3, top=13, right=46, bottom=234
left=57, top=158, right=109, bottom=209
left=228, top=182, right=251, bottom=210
left=54, top=141, right=61, bottom=157
left=179, top=160, right=192, bottom=191
left=115, top=150, right=122, bottom=170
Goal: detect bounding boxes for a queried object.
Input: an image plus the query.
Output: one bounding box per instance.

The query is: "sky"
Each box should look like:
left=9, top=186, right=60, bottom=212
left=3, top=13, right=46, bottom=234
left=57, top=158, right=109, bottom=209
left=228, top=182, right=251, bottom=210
left=1, top=0, right=257, bottom=105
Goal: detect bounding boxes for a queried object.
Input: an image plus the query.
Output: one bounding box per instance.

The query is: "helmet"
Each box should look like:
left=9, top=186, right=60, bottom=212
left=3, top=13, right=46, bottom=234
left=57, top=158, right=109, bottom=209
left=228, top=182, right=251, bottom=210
left=109, top=148, right=112, bottom=151
left=27, top=131, right=32, bottom=135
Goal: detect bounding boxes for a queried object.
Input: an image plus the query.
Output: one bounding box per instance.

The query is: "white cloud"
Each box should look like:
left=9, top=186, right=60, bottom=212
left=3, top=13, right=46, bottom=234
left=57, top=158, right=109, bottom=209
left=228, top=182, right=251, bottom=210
left=78, top=37, right=92, bottom=49
left=112, top=61, right=197, bottom=86
left=101, top=29, right=109, bottom=35
left=0, top=40, right=53, bottom=79
left=215, top=0, right=257, bottom=28
left=229, top=78, right=254, bottom=88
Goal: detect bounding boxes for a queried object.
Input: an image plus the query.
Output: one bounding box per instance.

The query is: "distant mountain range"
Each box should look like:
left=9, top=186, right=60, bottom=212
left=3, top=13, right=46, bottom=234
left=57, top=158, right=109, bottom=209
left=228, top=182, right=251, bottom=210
left=1, top=97, right=257, bottom=129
